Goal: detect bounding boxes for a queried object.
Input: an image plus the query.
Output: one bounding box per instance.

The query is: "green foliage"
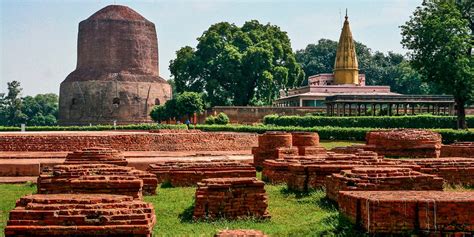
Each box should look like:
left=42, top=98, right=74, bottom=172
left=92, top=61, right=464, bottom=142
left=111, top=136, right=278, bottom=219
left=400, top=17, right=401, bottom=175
left=295, top=39, right=435, bottom=95
left=263, top=114, right=474, bottom=129
left=170, top=20, right=304, bottom=107
left=0, top=81, right=58, bottom=126
left=401, top=1, right=473, bottom=128
left=205, top=112, right=230, bottom=125
left=150, top=92, right=204, bottom=122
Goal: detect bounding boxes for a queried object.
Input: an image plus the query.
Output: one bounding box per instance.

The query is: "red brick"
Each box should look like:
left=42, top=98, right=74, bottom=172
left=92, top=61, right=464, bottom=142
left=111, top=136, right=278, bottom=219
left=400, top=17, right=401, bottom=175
left=215, top=229, right=267, bottom=237
left=441, top=142, right=474, bottom=158
left=5, top=194, right=156, bottom=237
left=338, top=191, right=474, bottom=235
left=193, top=178, right=270, bottom=220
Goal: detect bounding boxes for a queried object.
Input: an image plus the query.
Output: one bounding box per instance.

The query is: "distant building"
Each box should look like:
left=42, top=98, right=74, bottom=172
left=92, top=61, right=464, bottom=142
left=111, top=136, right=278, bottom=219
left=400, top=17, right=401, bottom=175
left=274, top=13, right=454, bottom=116
left=59, top=5, right=171, bottom=125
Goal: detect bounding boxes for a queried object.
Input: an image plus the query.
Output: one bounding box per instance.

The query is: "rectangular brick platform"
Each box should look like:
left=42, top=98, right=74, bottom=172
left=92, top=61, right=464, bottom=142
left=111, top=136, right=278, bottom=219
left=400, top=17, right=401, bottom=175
left=0, top=131, right=257, bottom=152
left=399, top=158, right=474, bottom=186
left=286, top=151, right=415, bottom=192
left=325, top=167, right=444, bottom=201
left=193, top=177, right=270, bottom=220
left=338, top=191, right=474, bottom=235
left=5, top=194, right=156, bottom=237
left=38, top=164, right=158, bottom=197
left=147, top=160, right=256, bottom=187
left=441, top=142, right=474, bottom=158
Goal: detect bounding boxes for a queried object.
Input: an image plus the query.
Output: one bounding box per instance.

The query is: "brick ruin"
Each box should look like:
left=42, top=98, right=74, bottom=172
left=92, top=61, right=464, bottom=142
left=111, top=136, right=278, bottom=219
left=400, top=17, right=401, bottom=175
left=38, top=164, right=158, bottom=197
left=332, top=129, right=442, bottom=158
left=252, top=132, right=326, bottom=168
left=400, top=157, right=474, bottom=186
left=147, top=160, right=256, bottom=187
left=338, top=191, right=474, bottom=235
left=193, top=177, right=270, bottom=220
left=325, top=167, right=444, bottom=201
left=252, top=132, right=298, bottom=168
left=0, top=131, right=257, bottom=152
left=285, top=151, right=411, bottom=192
left=5, top=194, right=156, bottom=237
left=441, top=142, right=474, bottom=158
left=215, top=229, right=267, bottom=237
left=64, top=147, right=128, bottom=166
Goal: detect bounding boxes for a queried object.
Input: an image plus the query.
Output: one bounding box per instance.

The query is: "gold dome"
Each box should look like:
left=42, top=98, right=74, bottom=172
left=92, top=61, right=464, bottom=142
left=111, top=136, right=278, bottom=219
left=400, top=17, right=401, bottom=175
left=334, top=12, right=359, bottom=85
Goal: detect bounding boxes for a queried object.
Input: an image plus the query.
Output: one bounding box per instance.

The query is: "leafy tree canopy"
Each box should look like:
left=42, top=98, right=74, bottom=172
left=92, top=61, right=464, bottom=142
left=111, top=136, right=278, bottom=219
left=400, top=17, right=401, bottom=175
left=401, top=0, right=473, bottom=129
left=170, top=20, right=305, bottom=107
left=0, top=81, right=58, bottom=126
left=150, top=92, right=204, bottom=122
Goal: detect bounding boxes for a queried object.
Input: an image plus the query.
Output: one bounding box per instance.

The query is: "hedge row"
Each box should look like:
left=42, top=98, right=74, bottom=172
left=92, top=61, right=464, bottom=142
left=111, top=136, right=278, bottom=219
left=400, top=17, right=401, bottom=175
left=0, top=123, right=187, bottom=132
left=263, top=114, right=474, bottom=129
left=195, top=124, right=474, bottom=144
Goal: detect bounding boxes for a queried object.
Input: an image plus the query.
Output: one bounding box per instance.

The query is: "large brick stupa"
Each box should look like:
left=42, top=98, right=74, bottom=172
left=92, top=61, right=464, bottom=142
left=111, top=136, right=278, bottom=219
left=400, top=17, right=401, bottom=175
left=59, top=5, right=171, bottom=125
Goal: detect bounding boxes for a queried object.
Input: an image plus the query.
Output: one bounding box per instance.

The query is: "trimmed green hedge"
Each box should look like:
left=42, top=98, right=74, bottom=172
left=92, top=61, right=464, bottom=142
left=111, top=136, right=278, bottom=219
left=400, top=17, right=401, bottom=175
left=263, top=114, right=474, bottom=129
left=195, top=124, right=474, bottom=144
left=0, top=124, right=187, bottom=132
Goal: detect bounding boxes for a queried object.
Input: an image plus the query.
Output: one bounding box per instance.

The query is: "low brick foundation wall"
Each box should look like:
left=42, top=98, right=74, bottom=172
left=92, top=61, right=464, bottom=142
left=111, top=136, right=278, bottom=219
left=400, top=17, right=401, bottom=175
left=147, top=160, right=256, bottom=187
left=38, top=164, right=158, bottom=197
left=441, top=142, right=474, bottom=158
left=325, top=167, right=444, bottom=201
left=0, top=131, right=257, bottom=152
left=215, top=229, right=267, bottom=237
left=5, top=194, right=156, bottom=237
left=338, top=191, right=474, bottom=235
left=286, top=151, right=412, bottom=192
left=400, top=158, right=474, bottom=186
left=193, top=177, right=270, bottom=220
left=364, top=129, right=442, bottom=158
left=64, top=147, right=128, bottom=166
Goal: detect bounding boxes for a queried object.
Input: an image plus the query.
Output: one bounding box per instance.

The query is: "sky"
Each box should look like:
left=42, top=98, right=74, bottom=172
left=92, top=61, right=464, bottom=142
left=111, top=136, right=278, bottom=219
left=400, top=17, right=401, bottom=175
left=0, top=0, right=422, bottom=96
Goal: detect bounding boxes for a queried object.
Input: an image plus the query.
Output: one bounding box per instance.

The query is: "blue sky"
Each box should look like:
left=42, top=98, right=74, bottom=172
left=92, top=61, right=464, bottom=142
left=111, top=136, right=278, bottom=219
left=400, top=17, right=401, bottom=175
left=0, top=0, right=421, bottom=96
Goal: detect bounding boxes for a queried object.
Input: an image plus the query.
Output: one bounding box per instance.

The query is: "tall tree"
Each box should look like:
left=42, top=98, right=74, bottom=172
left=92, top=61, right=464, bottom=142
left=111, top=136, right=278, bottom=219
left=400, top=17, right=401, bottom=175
left=401, top=0, right=473, bottom=129
left=170, top=20, right=304, bottom=107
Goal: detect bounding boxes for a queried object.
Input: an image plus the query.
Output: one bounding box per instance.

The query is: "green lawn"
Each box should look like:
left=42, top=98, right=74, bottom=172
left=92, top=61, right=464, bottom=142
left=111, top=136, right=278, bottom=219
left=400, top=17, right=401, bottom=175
left=320, top=140, right=363, bottom=150
left=0, top=183, right=364, bottom=237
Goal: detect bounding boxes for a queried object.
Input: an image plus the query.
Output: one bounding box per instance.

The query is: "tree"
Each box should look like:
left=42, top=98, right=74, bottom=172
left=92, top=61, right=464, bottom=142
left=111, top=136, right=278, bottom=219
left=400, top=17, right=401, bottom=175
left=175, top=92, right=205, bottom=119
left=149, top=92, right=204, bottom=122
left=170, top=20, right=304, bottom=106
left=0, top=81, right=59, bottom=126
left=401, top=1, right=473, bottom=129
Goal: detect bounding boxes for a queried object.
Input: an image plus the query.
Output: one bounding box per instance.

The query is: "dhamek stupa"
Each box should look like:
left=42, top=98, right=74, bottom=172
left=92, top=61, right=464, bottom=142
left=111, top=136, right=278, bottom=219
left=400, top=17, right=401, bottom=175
left=59, top=5, right=171, bottom=125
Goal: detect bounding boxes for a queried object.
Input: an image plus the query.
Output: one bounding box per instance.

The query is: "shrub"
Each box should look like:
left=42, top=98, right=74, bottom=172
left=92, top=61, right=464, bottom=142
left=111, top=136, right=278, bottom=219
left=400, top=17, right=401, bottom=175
left=205, top=115, right=216, bottom=125
left=214, top=112, right=230, bottom=125
left=263, top=114, right=474, bottom=129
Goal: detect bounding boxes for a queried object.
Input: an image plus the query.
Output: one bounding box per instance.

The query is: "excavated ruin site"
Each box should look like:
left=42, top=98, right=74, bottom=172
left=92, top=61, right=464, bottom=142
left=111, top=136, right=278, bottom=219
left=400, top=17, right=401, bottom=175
left=1, top=128, right=474, bottom=236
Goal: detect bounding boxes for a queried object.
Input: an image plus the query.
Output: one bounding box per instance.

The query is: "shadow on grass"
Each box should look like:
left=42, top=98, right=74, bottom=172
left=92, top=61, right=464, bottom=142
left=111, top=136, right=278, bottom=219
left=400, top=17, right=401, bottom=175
left=319, top=213, right=368, bottom=237
left=160, top=181, right=174, bottom=189
left=179, top=205, right=195, bottom=223
left=316, top=196, right=338, bottom=212
left=279, top=186, right=316, bottom=199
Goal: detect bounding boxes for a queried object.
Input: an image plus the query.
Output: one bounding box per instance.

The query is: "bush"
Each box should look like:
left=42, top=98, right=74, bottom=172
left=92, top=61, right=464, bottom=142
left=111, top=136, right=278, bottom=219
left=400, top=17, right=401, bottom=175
left=205, top=112, right=230, bottom=125
left=263, top=114, right=474, bottom=129
left=204, top=115, right=216, bottom=125
left=214, top=112, right=230, bottom=125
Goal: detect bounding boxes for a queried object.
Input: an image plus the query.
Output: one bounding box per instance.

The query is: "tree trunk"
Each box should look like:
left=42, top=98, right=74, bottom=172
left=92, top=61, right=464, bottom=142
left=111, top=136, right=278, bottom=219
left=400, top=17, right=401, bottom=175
left=455, top=98, right=467, bottom=129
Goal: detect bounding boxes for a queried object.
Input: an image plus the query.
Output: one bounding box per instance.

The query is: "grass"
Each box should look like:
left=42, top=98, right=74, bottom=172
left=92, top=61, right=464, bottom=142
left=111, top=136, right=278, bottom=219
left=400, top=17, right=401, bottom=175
left=0, top=183, right=364, bottom=237
left=320, top=140, right=363, bottom=150
left=0, top=183, right=36, bottom=234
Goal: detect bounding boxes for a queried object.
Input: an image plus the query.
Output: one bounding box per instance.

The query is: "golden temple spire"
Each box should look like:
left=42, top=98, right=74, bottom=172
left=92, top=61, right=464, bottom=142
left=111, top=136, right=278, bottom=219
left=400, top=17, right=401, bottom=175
left=334, top=10, right=359, bottom=85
